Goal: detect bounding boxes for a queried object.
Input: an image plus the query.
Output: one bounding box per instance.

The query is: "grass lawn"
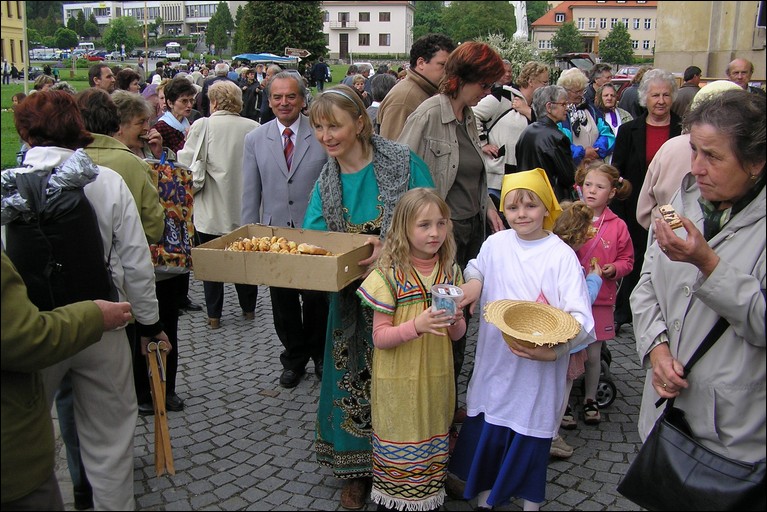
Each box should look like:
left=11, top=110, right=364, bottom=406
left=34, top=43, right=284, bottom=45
left=1, top=64, right=350, bottom=170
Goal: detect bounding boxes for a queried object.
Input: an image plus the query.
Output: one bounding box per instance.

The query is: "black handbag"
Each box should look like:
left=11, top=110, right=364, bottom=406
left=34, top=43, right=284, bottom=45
left=617, top=317, right=767, bottom=511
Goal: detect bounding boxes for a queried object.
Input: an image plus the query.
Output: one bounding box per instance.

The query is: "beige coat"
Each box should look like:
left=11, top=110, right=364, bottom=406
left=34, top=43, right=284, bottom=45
left=636, top=134, right=691, bottom=230
left=631, top=174, right=766, bottom=463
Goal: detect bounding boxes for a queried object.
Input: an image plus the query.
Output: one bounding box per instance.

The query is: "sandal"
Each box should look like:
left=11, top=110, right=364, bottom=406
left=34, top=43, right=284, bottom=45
left=583, top=399, right=601, bottom=425
left=561, top=405, right=577, bottom=430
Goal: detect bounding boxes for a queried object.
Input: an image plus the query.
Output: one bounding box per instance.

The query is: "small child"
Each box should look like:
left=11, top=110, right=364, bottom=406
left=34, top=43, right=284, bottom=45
left=448, top=169, right=595, bottom=511
left=357, top=187, right=467, bottom=511
left=550, top=200, right=604, bottom=458
left=570, top=163, right=633, bottom=426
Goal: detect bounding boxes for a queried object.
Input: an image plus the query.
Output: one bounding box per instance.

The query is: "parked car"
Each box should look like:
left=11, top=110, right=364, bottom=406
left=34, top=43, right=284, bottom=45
left=155, top=50, right=167, bottom=59
left=23, top=66, right=44, bottom=80
left=107, top=51, right=123, bottom=61
left=614, top=66, right=640, bottom=79
left=554, top=53, right=596, bottom=72
left=86, top=51, right=107, bottom=61
left=131, top=49, right=145, bottom=58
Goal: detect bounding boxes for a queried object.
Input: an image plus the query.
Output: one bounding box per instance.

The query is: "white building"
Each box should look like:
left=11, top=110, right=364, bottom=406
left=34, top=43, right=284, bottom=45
left=61, top=1, right=415, bottom=59
left=321, top=1, right=415, bottom=60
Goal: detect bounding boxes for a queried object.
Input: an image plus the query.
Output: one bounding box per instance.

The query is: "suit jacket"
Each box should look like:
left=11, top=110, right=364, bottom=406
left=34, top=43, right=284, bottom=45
left=241, top=115, right=327, bottom=228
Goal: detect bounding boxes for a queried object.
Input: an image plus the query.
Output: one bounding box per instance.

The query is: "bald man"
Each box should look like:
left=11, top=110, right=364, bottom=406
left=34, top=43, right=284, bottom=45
left=726, top=58, right=766, bottom=96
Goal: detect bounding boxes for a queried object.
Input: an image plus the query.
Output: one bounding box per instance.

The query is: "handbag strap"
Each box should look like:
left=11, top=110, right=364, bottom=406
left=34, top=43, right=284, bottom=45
left=656, top=316, right=730, bottom=408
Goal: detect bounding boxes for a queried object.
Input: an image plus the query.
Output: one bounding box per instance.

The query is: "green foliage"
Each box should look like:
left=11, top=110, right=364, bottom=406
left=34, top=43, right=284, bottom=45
left=42, top=36, right=57, bottom=48
left=235, top=2, right=327, bottom=59
left=75, top=11, right=87, bottom=35
left=441, top=1, right=517, bottom=42
left=83, top=21, right=100, bottom=38
left=26, top=2, right=64, bottom=21
left=54, top=28, right=79, bottom=50
left=599, top=22, right=634, bottom=66
left=474, top=33, right=540, bottom=77
left=413, top=1, right=447, bottom=40
left=29, top=13, right=63, bottom=38
left=525, top=1, right=550, bottom=33
left=27, top=29, right=43, bottom=47
left=102, top=17, right=142, bottom=53
left=551, top=21, right=583, bottom=55
left=206, top=2, right=235, bottom=52
left=67, top=16, right=77, bottom=32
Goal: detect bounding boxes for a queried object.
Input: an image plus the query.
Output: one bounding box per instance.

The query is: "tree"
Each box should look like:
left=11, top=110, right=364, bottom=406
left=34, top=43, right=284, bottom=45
left=551, top=21, right=583, bottom=55
left=235, top=2, right=327, bottom=59
left=27, top=28, right=43, bottom=47
left=599, top=22, right=634, bottom=66
left=474, top=33, right=540, bottom=78
left=206, top=1, right=235, bottom=52
left=441, top=1, right=517, bottom=43
left=75, top=11, right=87, bottom=35
left=84, top=21, right=100, bottom=39
left=526, top=1, right=550, bottom=34
left=55, top=27, right=79, bottom=50
left=67, top=15, right=77, bottom=32
left=102, top=17, right=142, bottom=53
left=26, top=2, right=64, bottom=21
left=413, top=1, right=447, bottom=40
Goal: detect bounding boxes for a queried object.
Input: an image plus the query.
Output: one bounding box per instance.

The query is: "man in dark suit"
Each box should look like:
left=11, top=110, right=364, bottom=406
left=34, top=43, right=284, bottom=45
left=240, top=71, right=329, bottom=388
left=199, top=62, right=235, bottom=116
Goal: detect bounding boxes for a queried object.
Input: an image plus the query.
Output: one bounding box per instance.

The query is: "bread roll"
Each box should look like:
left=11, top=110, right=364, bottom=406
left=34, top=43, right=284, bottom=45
left=298, top=243, right=330, bottom=255
left=659, top=204, right=683, bottom=229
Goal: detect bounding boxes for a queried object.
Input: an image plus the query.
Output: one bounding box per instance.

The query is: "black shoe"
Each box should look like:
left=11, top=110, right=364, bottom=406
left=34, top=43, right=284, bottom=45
left=165, top=393, right=185, bottom=411
left=180, top=298, right=202, bottom=311
left=314, top=359, right=324, bottom=381
left=73, top=485, right=93, bottom=511
left=279, top=368, right=305, bottom=388
left=138, top=401, right=155, bottom=416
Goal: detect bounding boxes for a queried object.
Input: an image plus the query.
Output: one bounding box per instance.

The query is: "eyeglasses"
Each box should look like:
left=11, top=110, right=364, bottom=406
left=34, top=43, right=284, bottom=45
left=175, top=98, right=195, bottom=105
left=567, top=88, right=586, bottom=96
left=548, top=101, right=568, bottom=107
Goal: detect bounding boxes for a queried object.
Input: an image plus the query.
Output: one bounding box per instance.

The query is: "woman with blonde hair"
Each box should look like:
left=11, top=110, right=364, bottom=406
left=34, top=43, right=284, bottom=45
left=556, top=68, right=615, bottom=169
left=305, top=84, right=434, bottom=510
left=178, top=79, right=260, bottom=328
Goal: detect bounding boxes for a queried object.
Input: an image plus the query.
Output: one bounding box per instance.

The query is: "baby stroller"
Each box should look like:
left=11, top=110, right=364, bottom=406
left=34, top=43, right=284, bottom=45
left=583, top=342, right=617, bottom=408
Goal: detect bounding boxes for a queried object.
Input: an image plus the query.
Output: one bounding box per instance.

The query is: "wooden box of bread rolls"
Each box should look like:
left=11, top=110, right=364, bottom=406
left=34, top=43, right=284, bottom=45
left=191, top=224, right=374, bottom=292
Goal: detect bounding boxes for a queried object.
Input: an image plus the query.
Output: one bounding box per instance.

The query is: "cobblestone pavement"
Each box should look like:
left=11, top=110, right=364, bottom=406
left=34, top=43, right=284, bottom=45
left=55, top=276, right=645, bottom=511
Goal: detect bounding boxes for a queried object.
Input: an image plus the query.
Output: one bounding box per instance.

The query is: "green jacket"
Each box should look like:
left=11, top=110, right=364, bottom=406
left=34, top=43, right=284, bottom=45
left=1, top=252, right=104, bottom=503
left=85, top=134, right=165, bottom=244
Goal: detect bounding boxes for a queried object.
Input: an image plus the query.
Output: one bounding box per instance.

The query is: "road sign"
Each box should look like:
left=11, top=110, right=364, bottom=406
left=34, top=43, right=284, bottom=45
left=284, top=47, right=311, bottom=58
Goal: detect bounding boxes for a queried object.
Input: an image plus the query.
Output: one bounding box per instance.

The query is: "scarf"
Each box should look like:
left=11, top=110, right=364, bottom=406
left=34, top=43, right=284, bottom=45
left=159, top=110, right=190, bottom=135
left=317, top=134, right=412, bottom=381
left=567, top=104, right=589, bottom=137
left=698, top=174, right=765, bottom=240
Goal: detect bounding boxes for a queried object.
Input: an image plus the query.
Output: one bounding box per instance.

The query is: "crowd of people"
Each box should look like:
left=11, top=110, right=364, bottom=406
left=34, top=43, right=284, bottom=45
left=2, top=36, right=765, bottom=512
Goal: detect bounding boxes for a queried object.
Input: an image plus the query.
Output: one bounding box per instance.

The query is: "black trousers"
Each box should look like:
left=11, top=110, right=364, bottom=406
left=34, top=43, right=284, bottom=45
left=132, top=274, right=183, bottom=404
left=270, top=286, right=329, bottom=372
left=197, top=231, right=258, bottom=318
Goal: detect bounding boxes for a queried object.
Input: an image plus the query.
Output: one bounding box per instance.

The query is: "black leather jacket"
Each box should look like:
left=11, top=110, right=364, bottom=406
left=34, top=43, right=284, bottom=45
left=515, top=115, right=576, bottom=201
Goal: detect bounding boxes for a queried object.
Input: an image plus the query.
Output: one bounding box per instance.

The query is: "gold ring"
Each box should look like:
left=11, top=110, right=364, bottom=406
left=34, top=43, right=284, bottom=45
left=662, top=382, right=667, bottom=389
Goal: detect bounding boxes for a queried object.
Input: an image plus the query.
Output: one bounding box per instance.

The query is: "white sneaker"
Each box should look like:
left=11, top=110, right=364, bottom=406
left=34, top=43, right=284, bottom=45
left=550, top=435, right=574, bottom=458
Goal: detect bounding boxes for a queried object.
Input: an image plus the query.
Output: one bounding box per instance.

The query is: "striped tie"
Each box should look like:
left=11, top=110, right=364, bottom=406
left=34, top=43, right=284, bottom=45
left=283, top=127, right=294, bottom=171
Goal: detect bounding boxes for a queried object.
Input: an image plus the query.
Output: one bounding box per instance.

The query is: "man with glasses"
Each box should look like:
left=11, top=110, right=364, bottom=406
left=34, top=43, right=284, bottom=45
left=726, top=58, right=766, bottom=97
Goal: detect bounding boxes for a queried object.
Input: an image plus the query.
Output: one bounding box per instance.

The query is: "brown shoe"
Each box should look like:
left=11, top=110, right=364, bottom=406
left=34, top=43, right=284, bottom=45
left=340, top=478, right=367, bottom=510
left=207, top=318, right=220, bottom=329
left=243, top=311, right=255, bottom=320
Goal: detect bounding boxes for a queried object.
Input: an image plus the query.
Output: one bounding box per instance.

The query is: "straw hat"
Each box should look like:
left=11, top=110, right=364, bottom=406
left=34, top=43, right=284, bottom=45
left=484, top=300, right=580, bottom=349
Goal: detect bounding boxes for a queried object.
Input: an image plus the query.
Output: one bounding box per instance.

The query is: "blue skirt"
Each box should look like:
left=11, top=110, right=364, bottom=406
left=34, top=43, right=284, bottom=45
left=447, top=413, right=551, bottom=505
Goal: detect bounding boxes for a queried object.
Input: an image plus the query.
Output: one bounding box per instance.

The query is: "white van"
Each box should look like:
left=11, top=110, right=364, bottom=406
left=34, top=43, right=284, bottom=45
left=78, top=42, right=95, bottom=53
left=165, top=42, right=182, bottom=62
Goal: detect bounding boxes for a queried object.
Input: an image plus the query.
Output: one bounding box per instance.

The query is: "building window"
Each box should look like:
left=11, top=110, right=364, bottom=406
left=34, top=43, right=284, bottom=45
left=610, top=18, right=618, bottom=28
left=359, top=33, right=370, bottom=46
left=555, top=13, right=565, bottom=23
left=323, top=11, right=329, bottom=22
left=643, top=40, right=650, bottom=50
left=10, top=39, right=15, bottom=63
left=633, top=18, right=640, bottom=29
left=16, top=1, right=21, bottom=18
left=379, top=12, right=391, bottom=22
left=589, top=18, right=596, bottom=29
left=18, top=39, right=23, bottom=65
left=632, top=40, right=638, bottom=49
left=324, top=33, right=329, bottom=45
left=577, top=18, right=584, bottom=29
left=645, top=18, right=652, bottom=29
left=379, top=33, right=391, bottom=46
left=359, top=12, right=370, bottom=22
left=7, top=2, right=12, bottom=17
left=600, top=18, right=607, bottom=29
left=622, top=18, right=629, bottom=27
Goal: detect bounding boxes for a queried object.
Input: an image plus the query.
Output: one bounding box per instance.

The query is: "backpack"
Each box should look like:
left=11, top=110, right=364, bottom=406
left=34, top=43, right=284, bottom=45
left=1, top=151, right=114, bottom=311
